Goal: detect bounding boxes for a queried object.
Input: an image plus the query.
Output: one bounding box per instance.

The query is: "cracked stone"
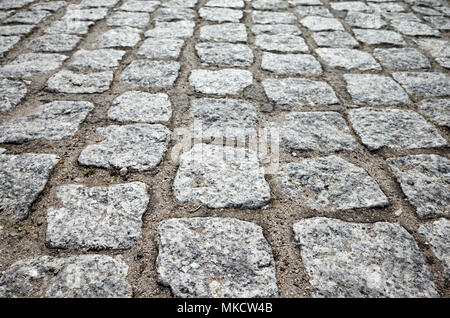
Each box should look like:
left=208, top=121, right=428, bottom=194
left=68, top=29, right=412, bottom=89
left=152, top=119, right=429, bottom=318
left=190, top=98, right=257, bottom=139
left=27, top=34, right=81, bottom=52
left=0, top=101, right=93, bottom=143
left=349, top=108, right=447, bottom=150
left=279, top=156, right=388, bottom=210
left=118, top=0, right=160, bottom=12
left=0, top=153, right=58, bottom=220
left=157, top=217, right=278, bottom=297
left=316, top=48, right=381, bottom=71
left=121, top=60, right=180, bottom=88
left=312, top=31, right=359, bottom=48
left=0, top=53, right=67, bottom=78
left=97, top=27, right=141, bottom=48
left=418, top=218, right=450, bottom=280
left=344, top=74, right=410, bottom=105
left=255, top=34, right=309, bottom=53
left=205, top=0, right=244, bottom=8
left=345, top=12, right=388, bottom=29
left=0, top=78, right=26, bottom=112
left=301, top=16, right=345, bottom=31
left=78, top=124, right=171, bottom=171
left=199, top=7, right=242, bottom=22
left=293, top=217, right=438, bottom=297
left=252, top=11, right=297, bottom=24
left=353, top=29, right=406, bottom=46
left=47, top=70, right=113, bottom=94
left=107, top=11, right=150, bottom=27
left=189, top=69, right=252, bottom=95
left=195, top=42, right=253, bottom=67
left=154, top=7, right=195, bottom=21
left=263, top=77, right=338, bottom=108
left=0, top=35, right=20, bottom=57
left=4, top=10, right=50, bottom=24
left=199, top=23, right=247, bottom=42
left=373, top=48, right=430, bottom=70
left=251, top=24, right=301, bottom=36
left=418, top=98, right=450, bottom=127
left=261, top=52, right=322, bottom=75
left=392, top=72, right=450, bottom=97
left=277, top=112, right=357, bottom=151
left=46, top=182, right=149, bottom=250
left=145, top=21, right=195, bottom=38
left=173, top=144, right=271, bottom=209
left=137, top=38, right=184, bottom=59
left=69, top=49, right=126, bottom=71
left=45, top=20, right=94, bottom=34
left=108, top=91, right=172, bottom=124
left=414, top=38, right=450, bottom=69
left=387, top=154, right=449, bottom=218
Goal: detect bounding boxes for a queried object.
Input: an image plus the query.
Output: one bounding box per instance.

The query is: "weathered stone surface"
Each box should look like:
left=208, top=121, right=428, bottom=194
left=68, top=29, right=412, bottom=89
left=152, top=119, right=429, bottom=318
left=63, top=7, right=109, bottom=21
left=387, top=155, right=450, bottom=218
left=253, top=11, right=296, bottom=24
left=261, top=52, right=322, bottom=75
left=190, top=98, right=257, bottom=139
left=145, top=21, right=195, bottom=38
left=390, top=20, right=441, bottom=36
left=411, top=5, right=442, bottom=15
left=293, top=217, right=438, bottom=297
left=0, top=25, right=35, bottom=36
left=353, top=29, right=406, bottom=46
left=0, top=101, right=93, bottom=143
left=189, top=69, right=252, bottom=95
left=69, top=49, right=126, bottom=71
left=108, top=91, right=172, bottom=123
left=277, top=112, right=357, bottom=151
left=199, top=7, right=242, bottom=22
left=0, top=53, right=67, bottom=78
left=419, top=218, right=450, bottom=280
left=157, top=217, right=278, bottom=297
left=419, top=98, right=450, bottom=127
left=373, top=48, right=430, bottom=70
left=263, top=78, right=338, bottom=108
left=330, top=1, right=370, bottom=12
left=205, top=0, right=244, bottom=8
left=196, top=42, right=253, bottom=67
left=0, top=35, right=20, bottom=57
left=349, top=108, right=447, bottom=151
left=344, top=74, right=410, bottom=105
left=252, top=0, right=288, bottom=9
left=97, top=27, right=141, bottom=48
left=46, top=182, right=149, bottom=250
left=280, top=156, right=388, bottom=210
left=173, top=144, right=270, bottom=209
left=369, top=2, right=405, bottom=13
left=392, top=72, right=450, bottom=97
left=4, top=10, right=50, bottom=24
left=199, top=23, right=247, bottom=42
left=0, top=78, right=26, bottom=112
left=414, top=38, right=450, bottom=69
left=79, top=0, right=120, bottom=8
left=0, top=0, right=35, bottom=10
left=255, top=34, right=309, bottom=53
left=154, top=7, right=195, bottom=21
left=251, top=24, right=301, bottom=35
left=296, top=6, right=333, bottom=17
left=118, top=0, right=160, bottom=12
left=137, top=38, right=184, bottom=59
left=27, top=34, right=81, bottom=52
left=47, top=70, right=113, bottom=93
left=424, top=16, right=450, bottom=30
left=301, top=16, right=345, bottom=31
left=316, top=48, right=381, bottom=71
left=30, top=1, right=67, bottom=11
left=106, top=11, right=150, bottom=27
left=345, top=12, right=388, bottom=29
left=312, top=31, right=359, bottom=48
left=0, top=255, right=132, bottom=298
left=0, top=148, right=5, bottom=154
left=78, top=124, right=171, bottom=171
left=0, top=153, right=58, bottom=220
left=289, top=0, right=322, bottom=5
left=121, top=60, right=180, bottom=88
left=45, top=20, right=94, bottom=35
left=163, top=0, right=198, bottom=8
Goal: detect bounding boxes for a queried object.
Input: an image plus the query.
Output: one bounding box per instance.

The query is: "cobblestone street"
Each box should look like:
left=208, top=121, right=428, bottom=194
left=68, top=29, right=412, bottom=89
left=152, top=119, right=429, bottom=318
left=0, top=0, right=449, bottom=298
